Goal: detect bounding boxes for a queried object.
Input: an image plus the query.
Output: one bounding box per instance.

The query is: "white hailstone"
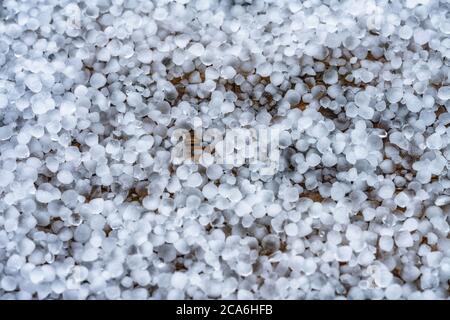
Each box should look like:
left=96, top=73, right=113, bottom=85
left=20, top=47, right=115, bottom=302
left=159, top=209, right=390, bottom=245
left=270, top=72, right=284, bottom=86
left=358, top=249, right=375, bottom=266
left=132, top=270, right=151, bottom=286
left=137, top=49, right=153, bottom=64
left=385, top=284, right=403, bottom=300
left=186, top=194, right=201, bottom=209
left=127, top=92, right=142, bottom=106
left=402, top=218, right=418, bottom=232
left=221, top=66, right=236, bottom=79
left=74, top=224, right=91, bottom=243
left=172, top=49, right=186, bottom=65
left=6, top=255, right=25, bottom=272
left=0, top=170, right=14, bottom=187
left=360, top=70, right=374, bottom=83
left=285, top=90, right=300, bottom=105
left=24, top=73, right=42, bottom=93
left=425, top=252, right=443, bottom=268
left=170, top=272, right=189, bottom=289
left=106, top=140, right=120, bottom=155
left=404, top=93, right=422, bottom=112
left=395, top=231, right=414, bottom=248
left=256, top=62, right=272, bottom=77
left=60, top=101, right=76, bottom=115
left=153, top=7, right=168, bottom=20
left=235, top=200, right=252, bottom=217
left=19, top=237, right=36, bottom=256
left=36, top=183, right=61, bottom=203
left=82, top=247, right=98, bottom=262
left=267, top=203, right=282, bottom=217
left=136, top=136, right=154, bottom=152
left=188, top=43, right=205, bottom=57
left=57, top=170, right=73, bottom=184
left=330, top=182, right=346, bottom=201
left=89, top=198, right=104, bottom=215
left=304, top=42, right=327, bottom=59
left=85, top=134, right=98, bottom=147
left=285, top=223, right=298, bottom=236
left=336, top=246, right=352, bottom=262
left=284, top=187, right=299, bottom=202
left=373, top=266, right=393, bottom=288
left=386, top=87, right=403, bottom=103
left=30, top=268, right=45, bottom=284
left=199, top=152, right=214, bottom=167
left=345, top=225, right=362, bottom=242
left=440, top=20, right=450, bottom=34
left=236, top=261, right=253, bottom=277
left=195, top=0, right=210, bottom=10
left=237, top=289, right=253, bottom=300
left=394, top=192, right=410, bottom=208
left=252, top=203, right=266, bottom=218
left=354, top=91, right=370, bottom=108
left=221, top=101, right=235, bottom=113
left=0, top=94, right=7, bottom=109
left=103, top=285, right=120, bottom=300
left=97, top=47, right=111, bottom=62
left=333, top=206, right=350, bottom=224
left=1, top=276, right=17, bottom=291
left=434, top=195, right=450, bottom=206
left=399, top=25, right=413, bottom=39
left=322, top=152, right=337, bottom=167
left=413, top=29, right=430, bottom=45
left=123, top=151, right=138, bottom=164
left=323, top=69, right=338, bottom=84
left=65, top=147, right=81, bottom=162
left=206, top=164, right=223, bottom=180
left=228, top=188, right=242, bottom=203
left=306, top=153, right=321, bottom=167
left=302, top=258, right=317, bottom=275
left=437, top=86, right=450, bottom=101
left=426, top=133, right=443, bottom=150
left=32, top=95, right=55, bottom=114
left=89, top=73, right=107, bottom=88
left=0, top=126, right=13, bottom=141
left=186, top=173, right=202, bottom=187
left=379, top=236, right=394, bottom=252
left=176, top=165, right=191, bottom=180
left=174, top=34, right=190, bottom=49
left=378, top=182, right=395, bottom=199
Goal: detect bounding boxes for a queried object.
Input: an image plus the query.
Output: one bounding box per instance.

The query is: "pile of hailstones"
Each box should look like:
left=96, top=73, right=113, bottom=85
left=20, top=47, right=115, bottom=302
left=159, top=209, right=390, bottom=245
left=0, top=0, right=450, bottom=300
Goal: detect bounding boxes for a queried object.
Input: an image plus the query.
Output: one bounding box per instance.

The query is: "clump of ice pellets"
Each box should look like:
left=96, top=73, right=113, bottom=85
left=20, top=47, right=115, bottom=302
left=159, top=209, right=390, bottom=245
left=0, top=0, right=449, bottom=301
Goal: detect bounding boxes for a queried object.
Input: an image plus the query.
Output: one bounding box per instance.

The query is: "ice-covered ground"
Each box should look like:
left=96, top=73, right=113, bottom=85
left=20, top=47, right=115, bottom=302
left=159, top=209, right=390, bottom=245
left=0, top=0, right=450, bottom=299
